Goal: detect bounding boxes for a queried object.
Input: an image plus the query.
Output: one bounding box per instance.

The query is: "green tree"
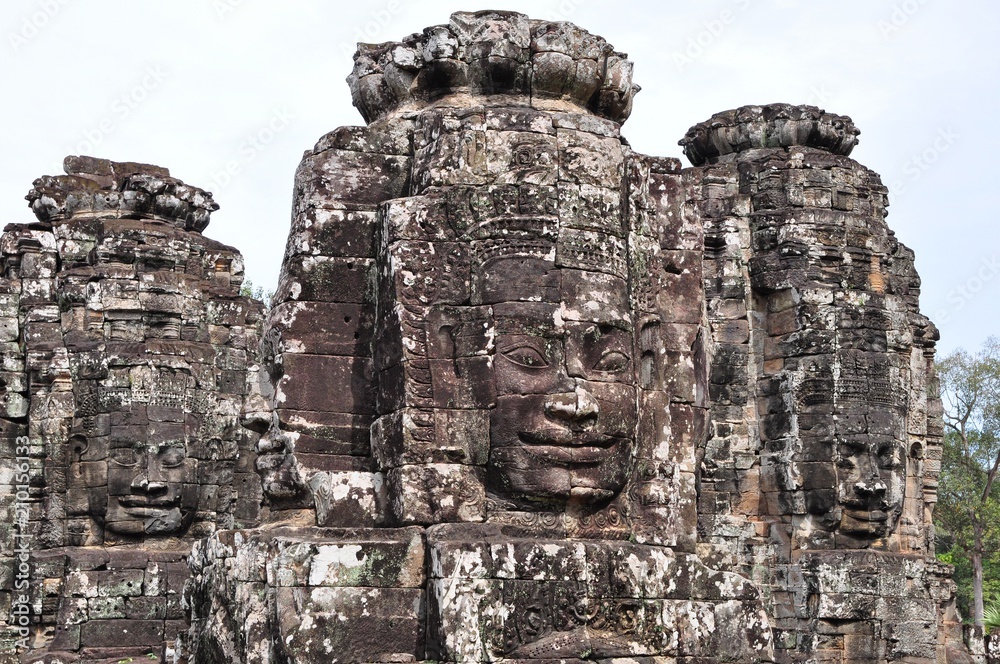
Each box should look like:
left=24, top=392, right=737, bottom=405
left=987, top=600, right=1000, bottom=633
left=935, top=336, right=1000, bottom=627
left=239, top=280, right=273, bottom=310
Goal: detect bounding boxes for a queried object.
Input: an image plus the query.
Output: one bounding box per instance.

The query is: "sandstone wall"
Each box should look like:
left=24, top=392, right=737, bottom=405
left=0, top=157, right=264, bottom=661
left=0, top=10, right=982, bottom=664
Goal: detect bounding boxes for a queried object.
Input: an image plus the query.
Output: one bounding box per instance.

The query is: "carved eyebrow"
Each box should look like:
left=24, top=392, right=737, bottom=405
left=597, top=322, right=630, bottom=334
left=498, top=339, right=549, bottom=357
left=496, top=333, right=550, bottom=349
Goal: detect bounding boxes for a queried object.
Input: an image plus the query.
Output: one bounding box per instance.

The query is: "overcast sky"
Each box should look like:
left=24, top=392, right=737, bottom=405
left=1, top=0, right=997, bottom=356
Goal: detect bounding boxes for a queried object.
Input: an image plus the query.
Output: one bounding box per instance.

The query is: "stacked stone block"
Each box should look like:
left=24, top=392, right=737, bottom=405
left=255, top=115, right=413, bottom=525
left=0, top=157, right=264, bottom=661
left=27, top=549, right=190, bottom=662
left=0, top=10, right=980, bottom=664
left=682, top=105, right=961, bottom=662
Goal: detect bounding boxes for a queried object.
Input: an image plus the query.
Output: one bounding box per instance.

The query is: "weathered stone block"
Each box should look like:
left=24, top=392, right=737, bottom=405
left=387, top=464, right=485, bottom=525
left=372, top=407, right=489, bottom=468
left=295, top=149, right=412, bottom=210
left=275, top=586, right=424, bottom=663
left=276, top=353, right=375, bottom=415
left=269, top=527, right=424, bottom=588
left=79, top=620, right=163, bottom=647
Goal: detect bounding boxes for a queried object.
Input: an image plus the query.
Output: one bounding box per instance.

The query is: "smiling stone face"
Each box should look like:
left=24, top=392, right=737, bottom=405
left=485, top=260, right=636, bottom=509
left=834, top=437, right=905, bottom=539
left=101, top=403, right=200, bottom=537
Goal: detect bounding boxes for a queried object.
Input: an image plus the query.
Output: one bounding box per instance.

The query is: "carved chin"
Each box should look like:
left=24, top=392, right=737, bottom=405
left=144, top=508, right=185, bottom=535
left=488, top=445, right=630, bottom=506
left=256, top=454, right=306, bottom=498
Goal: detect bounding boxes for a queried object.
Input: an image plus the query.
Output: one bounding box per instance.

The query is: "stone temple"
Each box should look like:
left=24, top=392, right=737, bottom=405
left=0, top=9, right=993, bottom=664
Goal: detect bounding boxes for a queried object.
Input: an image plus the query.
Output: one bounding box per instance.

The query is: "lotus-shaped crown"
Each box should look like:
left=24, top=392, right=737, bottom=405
left=679, top=103, right=861, bottom=166
left=348, top=10, right=640, bottom=125
left=26, top=155, right=218, bottom=232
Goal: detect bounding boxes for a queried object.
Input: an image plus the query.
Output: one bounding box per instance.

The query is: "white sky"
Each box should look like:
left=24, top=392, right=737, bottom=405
left=1, top=0, right=997, bottom=356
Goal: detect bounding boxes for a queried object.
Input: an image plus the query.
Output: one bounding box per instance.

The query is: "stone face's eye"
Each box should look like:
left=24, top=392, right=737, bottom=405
left=502, top=345, right=549, bottom=368
left=110, top=448, right=139, bottom=467
left=594, top=350, right=629, bottom=372
left=836, top=442, right=864, bottom=468
left=877, top=444, right=902, bottom=469
left=159, top=447, right=185, bottom=468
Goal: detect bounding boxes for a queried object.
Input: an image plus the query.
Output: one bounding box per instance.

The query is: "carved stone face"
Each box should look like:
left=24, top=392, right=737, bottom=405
left=834, top=437, right=905, bottom=539
left=101, top=405, right=200, bottom=536
left=253, top=415, right=307, bottom=500
left=241, top=361, right=307, bottom=502
left=486, top=261, right=636, bottom=507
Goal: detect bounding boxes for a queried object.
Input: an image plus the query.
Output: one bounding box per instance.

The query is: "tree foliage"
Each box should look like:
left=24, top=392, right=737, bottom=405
left=986, top=600, right=1000, bottom=633
left=936, top=532, right=1000, bottom=618
left=239, top=280, right=273, bottom=310
left=935, top=336, right=1000, bottom=626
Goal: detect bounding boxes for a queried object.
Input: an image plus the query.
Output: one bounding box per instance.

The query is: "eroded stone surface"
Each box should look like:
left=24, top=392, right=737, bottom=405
left=0, top=157, right=264, bottom=661
left=0, top=10, right=980, bottom=664
left=186, top=10, right=974, bottom=664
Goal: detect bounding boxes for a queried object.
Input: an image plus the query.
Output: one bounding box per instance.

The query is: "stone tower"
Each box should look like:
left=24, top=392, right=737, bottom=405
left=184, top=10, right=976, bottom=664
left=0, top=157, right=264, bottom=661
left=0, top=10, right=984, bottom=664
left=682, top=106, right=969, bottom=661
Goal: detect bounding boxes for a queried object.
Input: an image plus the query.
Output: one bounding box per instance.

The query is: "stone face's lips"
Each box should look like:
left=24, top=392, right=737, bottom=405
left=843, top=508, right=889, bottom=522
left=517, top=430, right=619, bottom=464
left=116, top=505, right=179, bottom=519
left=518, top=429, right=617, bottom=448
left=520, top=445, right=616, bottom=464
left=117, top=496, right=179, bottom=509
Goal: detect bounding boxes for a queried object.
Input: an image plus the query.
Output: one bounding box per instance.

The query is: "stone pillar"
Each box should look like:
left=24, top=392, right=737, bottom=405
left=187, top=11, right=773, bottom=664
left=987, top=628, right=1000, bottom=664
left=682, top=105, right=966, bottom=662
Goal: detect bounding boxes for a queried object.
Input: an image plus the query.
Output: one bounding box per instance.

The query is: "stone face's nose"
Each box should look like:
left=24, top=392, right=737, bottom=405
left=130, top=474, right=168, bottom=495
left=853, top=453, right=888, bottom=501
left=256, top=425, right=292, bottom=454
left=544, top=385, right=599, bottom=430
left=854, top=479, right=887, bottom=497
left=241, top=394, right=272, bottom=434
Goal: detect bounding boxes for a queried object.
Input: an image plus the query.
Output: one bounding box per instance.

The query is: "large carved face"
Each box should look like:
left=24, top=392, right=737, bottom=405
left=485, top=260, right=636, bottom=508
left=834, top=436, right=905, bottom=539
left=100, top=404, right=200, bottom=536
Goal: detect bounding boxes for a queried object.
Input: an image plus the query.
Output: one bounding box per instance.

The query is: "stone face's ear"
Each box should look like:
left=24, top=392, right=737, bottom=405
left=637, top=317, right=661, bottom=391
left=70, top=433, right=89, bottom=461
